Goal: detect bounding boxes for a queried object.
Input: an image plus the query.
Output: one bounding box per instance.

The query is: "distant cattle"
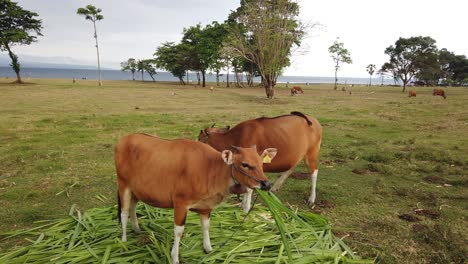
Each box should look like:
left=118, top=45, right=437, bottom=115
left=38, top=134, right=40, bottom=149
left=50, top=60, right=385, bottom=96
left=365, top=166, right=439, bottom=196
left=408, top=90, right=417, bottom=97
left=433, top=88, right=446, bottom=99
left=199, top=111, right=322, bottom=209
left=290, top=86, right=304, bottom=96
left=115, top=133, right=276, bottom=264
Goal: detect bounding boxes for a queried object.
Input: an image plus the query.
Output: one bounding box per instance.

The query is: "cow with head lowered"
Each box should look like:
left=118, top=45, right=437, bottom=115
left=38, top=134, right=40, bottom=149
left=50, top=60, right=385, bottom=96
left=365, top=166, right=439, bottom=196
left=115, top=133, right=277, bottom=264
left=199, top=111, right=322, bottom=211
left=433, top=88, right=447, bottom=99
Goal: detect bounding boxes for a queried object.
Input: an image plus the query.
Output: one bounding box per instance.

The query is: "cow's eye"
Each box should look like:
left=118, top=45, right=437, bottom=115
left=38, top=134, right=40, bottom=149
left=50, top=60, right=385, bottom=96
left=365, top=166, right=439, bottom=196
left=241, top=162, right=250, bottom=169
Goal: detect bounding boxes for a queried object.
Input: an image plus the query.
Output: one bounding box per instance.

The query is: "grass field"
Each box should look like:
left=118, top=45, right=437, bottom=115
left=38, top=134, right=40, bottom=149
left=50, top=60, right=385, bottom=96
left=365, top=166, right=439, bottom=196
left=0, top=78, right=467, bottom=263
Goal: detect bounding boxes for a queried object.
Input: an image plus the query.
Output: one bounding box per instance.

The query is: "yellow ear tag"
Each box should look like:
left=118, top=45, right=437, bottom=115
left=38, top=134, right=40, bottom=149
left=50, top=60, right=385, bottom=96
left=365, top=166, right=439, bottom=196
left=263, top=155, right=272, bottom=163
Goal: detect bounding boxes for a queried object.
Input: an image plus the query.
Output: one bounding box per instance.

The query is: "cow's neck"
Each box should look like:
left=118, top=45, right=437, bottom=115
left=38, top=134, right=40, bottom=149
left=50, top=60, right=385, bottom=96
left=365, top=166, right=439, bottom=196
left=208, top=133, right=236, bottom=151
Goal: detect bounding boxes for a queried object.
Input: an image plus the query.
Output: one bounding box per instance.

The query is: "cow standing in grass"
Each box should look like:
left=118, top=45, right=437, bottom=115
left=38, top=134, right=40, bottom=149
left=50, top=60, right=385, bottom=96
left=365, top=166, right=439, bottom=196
left=115, top=133, right=276, bottom=264
left=433, top=88, right=447, bottom=99
left=199, top=111, right=322, bottom=210
left=408, top=90, right=417, bottom=97
left=290, top=86, right=304, bottom=96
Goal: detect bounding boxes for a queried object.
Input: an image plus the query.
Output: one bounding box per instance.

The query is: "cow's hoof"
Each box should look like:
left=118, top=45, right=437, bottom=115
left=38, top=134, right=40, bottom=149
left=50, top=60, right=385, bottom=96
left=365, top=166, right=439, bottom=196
left=204, top=247, right=213, bottom=254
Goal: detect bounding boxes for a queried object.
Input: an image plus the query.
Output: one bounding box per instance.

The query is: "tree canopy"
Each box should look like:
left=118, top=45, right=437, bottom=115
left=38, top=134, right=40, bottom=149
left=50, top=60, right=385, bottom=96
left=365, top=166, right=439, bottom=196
left=0, top=0, right=42, bottom=83
left=77, top=4, right=104, bottom=86
left=328, top=39, right=352, bottom=90
left=224, top=0, right=307, bottom=98
left=121, top=58, right=137, bottom=80
left=381, top=36, right=438, bottom=91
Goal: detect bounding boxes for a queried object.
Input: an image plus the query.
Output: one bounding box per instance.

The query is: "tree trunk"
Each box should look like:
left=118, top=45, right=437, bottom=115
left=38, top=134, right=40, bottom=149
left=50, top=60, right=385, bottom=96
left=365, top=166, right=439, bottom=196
left=216, top=70, right=219, bottom=86
left=186, top=71, right=189, bottom=84
left=334, top=64, right=339, bottom=90
left=141, top=71, right=144, bottom=81
left=369, top=75, right=372, bottom=86
left=179, top=77, right=185, bottom=85
left=4, top=43, right=22, bottom=83
left=264, top=76, right=274, bottom=98
left=93, top=21, right=102, bottom=86
left=131, top=71, right=135, bottom=81
left=196, top=72, right=200, bottom=85
left=201, top=70, right=206, bottom=87
left=226, top=59, right=230, bottom=88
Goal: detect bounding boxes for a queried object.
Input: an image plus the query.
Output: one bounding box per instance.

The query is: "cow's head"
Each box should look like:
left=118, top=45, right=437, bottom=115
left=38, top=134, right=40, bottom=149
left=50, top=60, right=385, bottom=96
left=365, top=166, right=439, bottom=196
left=198, top=124, right=230, bottom=143
left=221, top=145, right=277, bottom=191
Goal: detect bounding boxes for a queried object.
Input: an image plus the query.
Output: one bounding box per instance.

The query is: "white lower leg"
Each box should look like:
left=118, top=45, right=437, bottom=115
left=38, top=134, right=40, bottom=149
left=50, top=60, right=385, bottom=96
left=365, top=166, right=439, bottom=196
left=201, top=216, right=212, bottom=253
left=120, top=189, right=131, bottom=242
left=241, top=188, right=253, bottom=213
left=120, top=211, right=129, bottom=242
left=130, top=202, right=140, bottom=233
left=271, top=168, right=294, bottom=192
left=308, top=169, right=318, bottom=204
left=171, top=225, right=184, bottom=264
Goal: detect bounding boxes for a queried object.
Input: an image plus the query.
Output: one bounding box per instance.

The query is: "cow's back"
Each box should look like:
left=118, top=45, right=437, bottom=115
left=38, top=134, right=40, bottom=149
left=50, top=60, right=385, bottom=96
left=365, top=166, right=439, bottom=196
left=115, top=134, right=223, bottom=208
left=227, top=115, right=322, bottom=172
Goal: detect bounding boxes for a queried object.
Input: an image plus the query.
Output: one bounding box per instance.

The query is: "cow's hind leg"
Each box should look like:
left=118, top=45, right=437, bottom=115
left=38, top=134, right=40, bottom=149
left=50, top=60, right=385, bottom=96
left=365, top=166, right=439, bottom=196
left=305, top=146, right=320, bottom=205
left=118, top=184, right=132, bottom=242
left=271, top=168, right=294, bottom=192
left=129, top=195, right=140, bottom=233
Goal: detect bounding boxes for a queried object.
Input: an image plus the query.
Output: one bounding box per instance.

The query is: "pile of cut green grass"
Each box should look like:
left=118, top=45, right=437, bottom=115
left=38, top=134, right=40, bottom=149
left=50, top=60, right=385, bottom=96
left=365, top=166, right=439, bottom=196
left=1, top=193, right=372, bottom=263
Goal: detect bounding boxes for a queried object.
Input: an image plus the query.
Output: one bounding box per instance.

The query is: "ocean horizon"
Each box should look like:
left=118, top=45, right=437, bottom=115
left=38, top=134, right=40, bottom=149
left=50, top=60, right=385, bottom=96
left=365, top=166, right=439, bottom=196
left=0, top=66, right=400, bottom=85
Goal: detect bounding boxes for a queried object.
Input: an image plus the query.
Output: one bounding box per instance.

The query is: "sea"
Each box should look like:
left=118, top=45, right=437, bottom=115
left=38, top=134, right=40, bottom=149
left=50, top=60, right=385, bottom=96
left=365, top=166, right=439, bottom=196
left=0, top=66, right=399, bottom=85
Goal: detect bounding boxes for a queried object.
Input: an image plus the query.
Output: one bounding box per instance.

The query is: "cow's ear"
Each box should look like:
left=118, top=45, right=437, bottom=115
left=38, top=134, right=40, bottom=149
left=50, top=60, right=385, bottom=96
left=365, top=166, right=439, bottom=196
left=221, top=150, right=233, bottom=165
left=261, top=148, right=277, bottom=163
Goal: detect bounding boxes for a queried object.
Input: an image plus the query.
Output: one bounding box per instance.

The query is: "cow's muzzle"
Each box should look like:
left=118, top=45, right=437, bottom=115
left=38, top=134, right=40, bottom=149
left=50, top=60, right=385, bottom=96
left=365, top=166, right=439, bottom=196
left=260, top=180, right=272, bottom=191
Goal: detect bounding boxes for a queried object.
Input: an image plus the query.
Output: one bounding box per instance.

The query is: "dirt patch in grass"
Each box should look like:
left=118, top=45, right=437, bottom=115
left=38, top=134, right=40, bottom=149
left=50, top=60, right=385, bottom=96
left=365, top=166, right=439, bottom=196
left=321, top=159, right=346, bottom=165
left=316, top=199, right=335, bottom=209
left=398, top=214, right=421, bottom=222
left=290, top=172, right=309, bottom=180
left=352, top=168, right=373, bottom=175
left=414, top=209, right=441, bottom=219
left=412, top=223, right=429, bottom=233
left=423, top=175, right=448, bottom=184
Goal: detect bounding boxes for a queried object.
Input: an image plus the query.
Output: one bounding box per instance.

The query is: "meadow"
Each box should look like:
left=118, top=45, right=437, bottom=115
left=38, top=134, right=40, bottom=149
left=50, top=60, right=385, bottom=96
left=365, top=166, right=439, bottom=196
left=0, top=78, right=466, bottom=263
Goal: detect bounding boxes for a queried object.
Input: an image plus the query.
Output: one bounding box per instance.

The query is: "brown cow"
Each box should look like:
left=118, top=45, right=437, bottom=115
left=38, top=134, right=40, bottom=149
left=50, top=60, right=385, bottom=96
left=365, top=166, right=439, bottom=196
left=115, top=134, right=276, bottom=264
left=199, top=111, right=322, bottom=209
left=290, top=86, right=304, bottom=96
left=433, top=88, right=446, bottom=99
left=408, top=90, right=417, bottom=97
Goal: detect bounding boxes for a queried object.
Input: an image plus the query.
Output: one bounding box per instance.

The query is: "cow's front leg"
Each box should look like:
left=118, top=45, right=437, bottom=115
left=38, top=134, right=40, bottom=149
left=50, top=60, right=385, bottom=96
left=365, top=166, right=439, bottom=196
left=171, top=206, right=187, bottom=264
left=271, top=168, right=294, bottom=192
left=241, top=188, right=253, bottom=213
left=199, top=211, right=213, bottom=253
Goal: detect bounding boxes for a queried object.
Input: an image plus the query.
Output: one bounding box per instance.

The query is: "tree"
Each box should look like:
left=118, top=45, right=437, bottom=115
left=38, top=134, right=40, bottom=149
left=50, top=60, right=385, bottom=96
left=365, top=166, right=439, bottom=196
left=0, top=0, right=42, bottom=83
left=382, top=36, right=438, bottom=92
left=181, top=22, right=227, bottom=87
left=143, top=59, right=157, bottom=82
left=328, top=39, right=352, bottom=90
left=136, top=60, right=145, bottom=81
left=154, top=42, right=190, bottom=84
left=121, top=58, right=137, bottom=80
left=438, top=49, right=468, bottom=86
left=366, top=64, right=376, bottom=86
left=225, top=0, right=308, bottom=98
left=77, top=5, right=104, bottom=86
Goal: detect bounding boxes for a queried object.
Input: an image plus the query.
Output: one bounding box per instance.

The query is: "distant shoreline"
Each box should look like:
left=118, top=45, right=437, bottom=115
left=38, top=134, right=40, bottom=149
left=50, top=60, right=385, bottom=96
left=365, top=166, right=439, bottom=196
left=0, top=66, right=400, bottom=85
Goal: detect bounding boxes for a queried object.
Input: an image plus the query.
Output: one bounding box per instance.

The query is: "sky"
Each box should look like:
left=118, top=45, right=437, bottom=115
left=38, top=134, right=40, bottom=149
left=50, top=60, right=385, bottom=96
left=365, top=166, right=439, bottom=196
left=3, top=0, right=468, bottom=78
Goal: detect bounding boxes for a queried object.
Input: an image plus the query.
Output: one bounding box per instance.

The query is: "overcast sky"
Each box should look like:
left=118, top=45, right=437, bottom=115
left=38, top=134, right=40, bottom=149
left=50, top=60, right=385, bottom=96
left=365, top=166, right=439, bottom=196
left=4, top=0, right=468, bottom=77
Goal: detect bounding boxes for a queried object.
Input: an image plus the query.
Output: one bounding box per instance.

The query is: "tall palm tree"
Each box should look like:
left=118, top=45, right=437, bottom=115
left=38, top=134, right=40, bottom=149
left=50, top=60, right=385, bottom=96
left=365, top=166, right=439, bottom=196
left=366, top=64, right=376, bottom=86
left=77, top=5, right=103, bottom=86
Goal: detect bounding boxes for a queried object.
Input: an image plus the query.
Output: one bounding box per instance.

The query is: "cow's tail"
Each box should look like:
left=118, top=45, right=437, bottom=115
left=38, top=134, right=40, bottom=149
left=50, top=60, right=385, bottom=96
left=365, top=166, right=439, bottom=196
left=291, top=111, right=313, bottom=126
left=117, top=191, right=121, bottom=223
